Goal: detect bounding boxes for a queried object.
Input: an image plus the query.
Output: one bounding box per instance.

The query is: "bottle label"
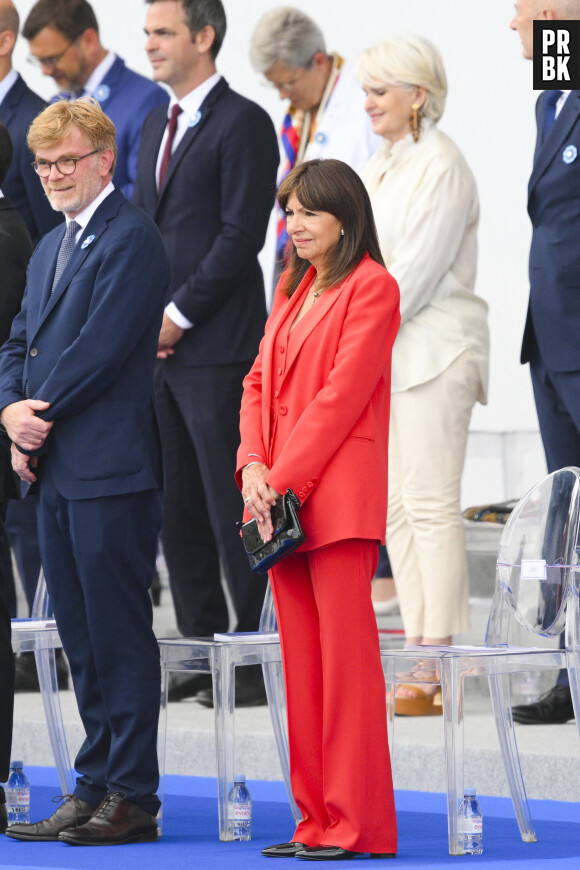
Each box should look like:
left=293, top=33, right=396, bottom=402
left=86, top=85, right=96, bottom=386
left=7, top=789, right=30, bottom=807
left=229, top=801, right=251, bottom=821
left=459, top=818, right=482, bottom=835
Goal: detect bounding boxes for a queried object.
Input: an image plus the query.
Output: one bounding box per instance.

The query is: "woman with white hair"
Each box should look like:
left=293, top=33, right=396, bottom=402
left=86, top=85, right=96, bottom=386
left=358, top=36, right=489, bottom=716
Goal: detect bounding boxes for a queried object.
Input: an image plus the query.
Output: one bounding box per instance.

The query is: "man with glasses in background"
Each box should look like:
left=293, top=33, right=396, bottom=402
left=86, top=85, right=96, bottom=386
left=0, top=0, right=62, bottom=244
left=22, top=0, right=168, bottom=198
left=249, top=6, right=379, bottom=275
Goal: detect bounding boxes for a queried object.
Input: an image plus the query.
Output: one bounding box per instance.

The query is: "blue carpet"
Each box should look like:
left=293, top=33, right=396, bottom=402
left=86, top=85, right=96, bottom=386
left=0, top=768, right=578, bottom=868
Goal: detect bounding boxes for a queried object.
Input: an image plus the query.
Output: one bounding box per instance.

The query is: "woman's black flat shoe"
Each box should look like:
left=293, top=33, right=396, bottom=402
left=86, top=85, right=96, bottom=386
left=296, top=846, right=396, bottom=860
left=262, top=841, right=307, bottom=857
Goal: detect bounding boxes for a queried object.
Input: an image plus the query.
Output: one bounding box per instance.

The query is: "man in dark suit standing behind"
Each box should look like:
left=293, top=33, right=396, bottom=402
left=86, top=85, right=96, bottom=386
left=510, top=0, right=580, bottom=725
left=134, top=0, right=279, bottom=705
left=0, top=0, right=62, bottom=244
left=0, top=121, right=32, bottom=834
left=0, top=98, right=170, bottom=845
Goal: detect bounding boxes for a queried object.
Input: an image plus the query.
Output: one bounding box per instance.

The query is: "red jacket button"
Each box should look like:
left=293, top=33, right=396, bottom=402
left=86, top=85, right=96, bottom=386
left=279, top=405, right=287, bottom=415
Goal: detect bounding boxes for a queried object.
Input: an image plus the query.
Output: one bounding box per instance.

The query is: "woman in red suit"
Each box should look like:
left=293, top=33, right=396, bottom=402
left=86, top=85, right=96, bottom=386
left=237, top=159, right=400, bottom=861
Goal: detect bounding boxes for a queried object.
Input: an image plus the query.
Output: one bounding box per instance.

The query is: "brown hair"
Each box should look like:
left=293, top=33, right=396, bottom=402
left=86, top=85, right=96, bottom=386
left=0, top=2, right=19, bottom=38
left=277, top=158, right=385, bottom=297
left=27, top=97, right=117, bottom=176
left=144, top=0, right=227, bottom=60
left=22, top=0, right=99, bottom=42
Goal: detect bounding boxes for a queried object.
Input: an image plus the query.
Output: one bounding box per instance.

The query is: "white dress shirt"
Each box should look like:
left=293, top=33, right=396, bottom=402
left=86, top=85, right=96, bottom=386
left=0, top=68, right=18, bottom=106
left=68, top=181, right=115, bottom=241
left=363, top=119, right=489, bottom=398
left=82, top=51, right=117, bottom=98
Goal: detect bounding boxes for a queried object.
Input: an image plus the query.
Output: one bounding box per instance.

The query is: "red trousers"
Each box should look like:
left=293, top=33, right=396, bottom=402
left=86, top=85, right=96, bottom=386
left=270, top=538, right=397, bottom=853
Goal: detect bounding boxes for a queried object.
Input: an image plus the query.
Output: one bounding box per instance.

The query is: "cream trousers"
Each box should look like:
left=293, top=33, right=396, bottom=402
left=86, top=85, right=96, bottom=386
left=386, top=351, right=481, bottom=639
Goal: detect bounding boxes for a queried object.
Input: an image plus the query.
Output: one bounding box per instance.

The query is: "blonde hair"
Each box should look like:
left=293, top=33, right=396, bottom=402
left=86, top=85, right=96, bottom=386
left=27, top=97, right=117, bottom=175
left=357, top=35, right=447, bottom=123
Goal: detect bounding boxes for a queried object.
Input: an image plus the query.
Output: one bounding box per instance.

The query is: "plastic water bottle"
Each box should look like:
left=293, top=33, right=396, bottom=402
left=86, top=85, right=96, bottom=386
left=228, top=774, right=252, bottom=840
left=6, top=761, right=30, bottom=825
left=458, top=788, right=483, bottom=854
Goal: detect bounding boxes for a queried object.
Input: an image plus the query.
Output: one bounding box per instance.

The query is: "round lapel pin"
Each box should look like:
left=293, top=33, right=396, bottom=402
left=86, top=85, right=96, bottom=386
left=94, top=84, right=110, bottom=103
left=563, top=144, right=577, bottom=164
left=314, top=131, right=327, bottom=145
left=189, top=110, right=202, bottom=128
left=81, top=235, right=96, bottom=250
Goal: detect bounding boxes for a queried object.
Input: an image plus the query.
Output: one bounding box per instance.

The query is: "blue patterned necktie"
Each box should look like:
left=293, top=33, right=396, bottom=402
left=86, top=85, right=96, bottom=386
left=51, top=220, right=80, bottom=293
left=542, top=89, right=563, bottom=143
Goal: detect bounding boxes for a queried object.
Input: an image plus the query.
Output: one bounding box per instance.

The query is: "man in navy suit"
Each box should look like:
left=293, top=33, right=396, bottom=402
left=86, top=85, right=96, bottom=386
left=22, top=0, right=168, bottom=199
left=510, top=0, right=580, bottom=725
left=0, top=0, right=62, bottom=243
left=0, top=98, right=170, bottom=845
left=134, top=0, right=278, bottom=705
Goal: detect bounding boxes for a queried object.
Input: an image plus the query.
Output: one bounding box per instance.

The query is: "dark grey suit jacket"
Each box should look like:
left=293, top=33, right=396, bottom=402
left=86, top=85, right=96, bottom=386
left=0, top=195, right=33, bottom=501
left=0, top=73, right=63, bottom=245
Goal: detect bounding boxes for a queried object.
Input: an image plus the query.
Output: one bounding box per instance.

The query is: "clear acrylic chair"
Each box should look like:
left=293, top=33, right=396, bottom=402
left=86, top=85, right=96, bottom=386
left=380, top=466, right=580, bottom=854
left=157, top=583, right=300, bottom=840
left=10, top=570, right=75, bottom=794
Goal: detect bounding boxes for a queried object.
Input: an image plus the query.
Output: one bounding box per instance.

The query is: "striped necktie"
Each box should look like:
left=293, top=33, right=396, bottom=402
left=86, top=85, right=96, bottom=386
left=51, top=220, right=80, bottom=293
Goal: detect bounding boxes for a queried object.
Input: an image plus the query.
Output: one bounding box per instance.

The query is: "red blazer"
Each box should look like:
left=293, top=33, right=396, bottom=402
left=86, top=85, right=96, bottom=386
left=236, top=253, right=400, bottom=550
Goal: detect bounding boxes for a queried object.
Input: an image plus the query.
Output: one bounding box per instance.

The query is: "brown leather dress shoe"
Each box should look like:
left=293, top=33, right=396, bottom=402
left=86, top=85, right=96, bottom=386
left=4, top=794, right=97, bottom=841
left=59, top=792, right=158, bottom=846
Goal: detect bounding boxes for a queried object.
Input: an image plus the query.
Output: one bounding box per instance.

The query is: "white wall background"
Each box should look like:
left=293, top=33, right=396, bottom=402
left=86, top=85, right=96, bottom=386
left=10, top=0, right=547, bottom=502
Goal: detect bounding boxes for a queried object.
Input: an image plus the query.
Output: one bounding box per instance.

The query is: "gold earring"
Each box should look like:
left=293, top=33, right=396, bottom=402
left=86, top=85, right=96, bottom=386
left=411, top=103, right=421, bottom=143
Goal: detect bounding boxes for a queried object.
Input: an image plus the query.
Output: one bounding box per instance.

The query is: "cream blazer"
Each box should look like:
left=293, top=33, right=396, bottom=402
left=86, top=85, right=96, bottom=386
left=363, top=119, right=489, bottom=399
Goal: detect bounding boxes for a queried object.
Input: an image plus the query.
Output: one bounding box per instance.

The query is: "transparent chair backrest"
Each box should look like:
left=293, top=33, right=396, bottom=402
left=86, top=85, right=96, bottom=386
left=493, top=467, right=580, bottom=640
left=31, top=569, right=52, bottom=620
left=259, top=583, right=277, bottom=633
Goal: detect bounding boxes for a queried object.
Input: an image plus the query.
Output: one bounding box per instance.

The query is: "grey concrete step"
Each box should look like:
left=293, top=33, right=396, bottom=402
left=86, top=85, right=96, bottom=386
left=10, top=681, right=580, bottom=803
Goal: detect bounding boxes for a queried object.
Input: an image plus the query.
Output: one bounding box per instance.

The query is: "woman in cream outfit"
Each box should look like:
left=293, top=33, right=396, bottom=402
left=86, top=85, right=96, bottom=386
left=358, top=36, right=489, bottom=715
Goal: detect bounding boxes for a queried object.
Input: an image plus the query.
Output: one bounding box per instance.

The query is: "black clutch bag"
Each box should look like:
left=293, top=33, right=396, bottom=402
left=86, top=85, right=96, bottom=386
left=238, top=489, right=306, bottom=573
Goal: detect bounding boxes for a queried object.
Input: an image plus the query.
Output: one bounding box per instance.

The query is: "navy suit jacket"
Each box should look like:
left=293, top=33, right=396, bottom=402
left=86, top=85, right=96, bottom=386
left=53, top=56, right=169, bottom=200
left=0, top=73, right=63, bottom=244
left=522, top=89, right=580, bottom=371
left=0, top=188, right=170, bottom=499
left=133, top=77, right=279, bottom=367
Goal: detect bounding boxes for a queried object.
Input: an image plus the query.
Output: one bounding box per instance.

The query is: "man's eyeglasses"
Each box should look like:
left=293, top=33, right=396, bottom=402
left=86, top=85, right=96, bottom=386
left=261, top=65, right=312, bottom=93
left=262, top=76, right=303, bottom=93
left=32, top=149, right=103, bottom=178
left=27, top=40, right=74, bottom=71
